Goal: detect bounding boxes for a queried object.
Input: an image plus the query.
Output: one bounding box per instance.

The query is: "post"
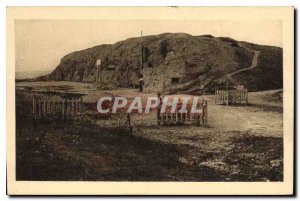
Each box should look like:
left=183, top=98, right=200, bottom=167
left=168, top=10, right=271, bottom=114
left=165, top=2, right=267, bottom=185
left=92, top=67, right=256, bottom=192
left=180, top=112, right=183, bottom=122
left=140, top=30, right=143, bottom=74
left=76, top=99, right=79, bottom=115
left=73, top=99, right=76, bottom=117
left=65, top=100, right=68, bottom=119
left=43, top=100, right=46, bottom=118
left=71, top=99, right=73, bottom=117
left=96, top=66, right=98, bottom=82
left=47, top=101, right=50, bottom=114
left=204, top=100, right=208, bottom=126
left=79, top=97, right=83, bottom=113
left=127, top=113, right=133, bottom=136
left=156, top=106, right=161, bottom=126
left=62, top=99, right=65, bottom=119
left=72, top=99, right=75, bottom=118
left=68, top=100, right=71, bottom=118
left=49, top=100, right=52, bottom=115
left=187, top=104, right=191, bottom=121
left=95, top=59, right=101, bottom=83
left=165, top=111, right=168, bottom=122
left=59, top=101, right=62, bottom=118
left=157, top=93, right=161, bottom=126
left=32, top=97, right=35, bottom=119
left=45, top=101, right=48, bottom=114
left=226, top=90, right=229, bottom=106
left=38, top=100, right=41, bottom=119
left=59, top=101, right=62, bottom=116
left=54, top=101, right=57, bottom=118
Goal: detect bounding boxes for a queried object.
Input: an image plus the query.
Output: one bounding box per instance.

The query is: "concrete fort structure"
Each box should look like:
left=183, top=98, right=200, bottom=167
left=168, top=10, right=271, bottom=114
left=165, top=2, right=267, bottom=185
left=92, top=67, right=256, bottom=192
left=94, top=32, right=192, bottom=93
left=141, top=46, right=188, bottom=93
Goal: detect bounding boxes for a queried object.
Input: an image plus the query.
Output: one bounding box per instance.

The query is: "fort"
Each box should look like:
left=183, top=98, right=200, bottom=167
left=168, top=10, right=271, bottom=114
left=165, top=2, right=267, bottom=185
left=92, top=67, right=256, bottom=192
left=93, top=32, right=207, bottom=94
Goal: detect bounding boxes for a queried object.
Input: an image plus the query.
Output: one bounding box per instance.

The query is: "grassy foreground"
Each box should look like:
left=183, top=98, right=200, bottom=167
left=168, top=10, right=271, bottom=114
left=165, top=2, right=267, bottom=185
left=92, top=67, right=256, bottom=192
left=16, top=89, right=283, bottom=181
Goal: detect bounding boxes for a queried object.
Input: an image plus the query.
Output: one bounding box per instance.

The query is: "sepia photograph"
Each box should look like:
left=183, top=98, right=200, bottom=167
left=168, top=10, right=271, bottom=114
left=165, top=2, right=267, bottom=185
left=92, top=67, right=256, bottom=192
left=6, top=6, right=294, bottom=195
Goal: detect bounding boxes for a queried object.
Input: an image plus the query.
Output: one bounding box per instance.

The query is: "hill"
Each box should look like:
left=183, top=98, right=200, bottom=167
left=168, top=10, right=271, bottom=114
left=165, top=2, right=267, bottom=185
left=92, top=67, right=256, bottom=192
left=38, top=33, right=282, bottom=93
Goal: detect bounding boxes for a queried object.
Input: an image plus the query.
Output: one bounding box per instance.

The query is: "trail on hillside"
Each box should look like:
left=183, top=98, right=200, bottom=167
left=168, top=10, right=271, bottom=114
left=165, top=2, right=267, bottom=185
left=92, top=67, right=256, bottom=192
left=182, top=47, right=260, bottom=94
left=225, top=47, right=260, bottom=86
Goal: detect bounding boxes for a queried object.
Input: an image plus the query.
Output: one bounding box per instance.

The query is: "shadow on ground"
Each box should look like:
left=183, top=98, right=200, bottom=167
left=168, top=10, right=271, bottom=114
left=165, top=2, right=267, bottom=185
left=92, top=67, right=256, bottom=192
left=16, top=118, right=283, bottom=181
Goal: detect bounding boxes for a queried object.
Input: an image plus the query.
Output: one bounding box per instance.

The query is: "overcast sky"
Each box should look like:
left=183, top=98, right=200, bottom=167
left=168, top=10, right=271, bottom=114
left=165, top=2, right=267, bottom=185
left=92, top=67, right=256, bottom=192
left=15, top=20, right=282, bottom=73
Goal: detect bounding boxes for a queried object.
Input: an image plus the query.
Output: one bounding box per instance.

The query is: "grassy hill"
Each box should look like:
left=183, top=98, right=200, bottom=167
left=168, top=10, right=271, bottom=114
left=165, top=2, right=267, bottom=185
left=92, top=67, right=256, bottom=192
left=39, top=33, right=282, bottom=93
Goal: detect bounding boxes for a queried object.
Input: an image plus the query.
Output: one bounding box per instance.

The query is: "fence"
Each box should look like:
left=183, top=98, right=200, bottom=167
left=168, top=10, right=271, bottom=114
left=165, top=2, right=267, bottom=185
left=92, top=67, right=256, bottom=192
left=215, top=89, right=248, bottom=105
left=157, top=98, right=208, bottom=126
left=32, top=96, right=83, bottom=120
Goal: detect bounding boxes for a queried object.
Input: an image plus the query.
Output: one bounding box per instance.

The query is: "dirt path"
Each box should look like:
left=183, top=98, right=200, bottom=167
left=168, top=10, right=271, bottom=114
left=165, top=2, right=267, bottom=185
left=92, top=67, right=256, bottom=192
left=126, top=90, right=283, bottom=151
left=204, top=94, right=282, bottom=137
left=183, top=46, right=260, bottom=94
left=227, top=50, right=260, bottom=77
left=225, top=48, right=260, bottom=85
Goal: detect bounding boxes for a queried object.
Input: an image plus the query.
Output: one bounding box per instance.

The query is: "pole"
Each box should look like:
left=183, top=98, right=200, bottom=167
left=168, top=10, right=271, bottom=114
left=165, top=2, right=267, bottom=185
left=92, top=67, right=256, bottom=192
left=96, top=66, right=98, bottom=82
left=32, top=97, right=35, bottom=119
left=204, top=100, right=208, bottom=126
left=140, top=30, right=143, bottom=75
left=98, top=65, right=101, bottom=83
left=127, top=113, right=133, bottom=136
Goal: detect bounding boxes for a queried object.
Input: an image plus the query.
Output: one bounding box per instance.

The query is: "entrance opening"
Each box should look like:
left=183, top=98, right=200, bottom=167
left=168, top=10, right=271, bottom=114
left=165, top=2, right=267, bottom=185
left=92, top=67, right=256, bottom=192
left=171, top=77, right=180, bottom=84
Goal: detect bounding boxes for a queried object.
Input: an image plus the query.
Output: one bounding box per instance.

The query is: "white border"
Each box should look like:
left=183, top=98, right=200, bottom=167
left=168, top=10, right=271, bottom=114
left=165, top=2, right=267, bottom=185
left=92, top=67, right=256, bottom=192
left=1, top=0, right=298, bottom=200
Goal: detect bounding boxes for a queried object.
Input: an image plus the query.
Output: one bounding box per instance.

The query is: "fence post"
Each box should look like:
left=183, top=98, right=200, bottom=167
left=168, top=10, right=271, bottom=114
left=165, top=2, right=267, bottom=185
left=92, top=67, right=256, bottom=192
left=43, top=100, right=46, bottom=118
left=47, top=101, right=50, bottom=114
left=196, top=97, right=201, bottom=126
left=65, top=100, right=68, bottom=119
left=38, top=100, right=42, bottom=119
left=157, top=93, right=161, bottom=125
left=49, top=100, right=52, bottom=115
left=215, top=90, right=217, bottom=105
left=70, top=99, right=73, bottom=119
left=204, top=100, right=208, bottom=126
left=32, top=97, right=35, bottom=119
left=226, top=90, right=229, bottom=106
left=127, top=113, right=133, bottom=136
left=76, top=98, right=79, bottom=116
left=69, top=99, right=72, bottom=118
left=79, top=97, right=83, bottom=113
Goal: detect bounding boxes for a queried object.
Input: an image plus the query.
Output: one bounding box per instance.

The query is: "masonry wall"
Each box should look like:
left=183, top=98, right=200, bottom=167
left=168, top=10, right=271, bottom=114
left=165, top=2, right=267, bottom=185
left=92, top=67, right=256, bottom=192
left=99, top=69, right=116, bottom=89
left=143, top=67, right=165, bottom=92
left=143, top=50, right=187, bottom=93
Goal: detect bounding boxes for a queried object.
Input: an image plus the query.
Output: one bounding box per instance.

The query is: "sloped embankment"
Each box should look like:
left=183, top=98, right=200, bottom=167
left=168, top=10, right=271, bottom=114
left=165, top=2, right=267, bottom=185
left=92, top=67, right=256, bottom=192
left=39, top=33, right=282, bottom=93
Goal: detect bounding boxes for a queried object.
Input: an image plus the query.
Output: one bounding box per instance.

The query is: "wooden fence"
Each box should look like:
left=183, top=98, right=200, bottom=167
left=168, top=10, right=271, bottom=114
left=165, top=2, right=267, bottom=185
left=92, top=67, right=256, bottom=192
left=157, top=98, right=208, bottom=126
left=215, top=89, right=248, bottom=105
left=32, top=96, right=83, bottom=120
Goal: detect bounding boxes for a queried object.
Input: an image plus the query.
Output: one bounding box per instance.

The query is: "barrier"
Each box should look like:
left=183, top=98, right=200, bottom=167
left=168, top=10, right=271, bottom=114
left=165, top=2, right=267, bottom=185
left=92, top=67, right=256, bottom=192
left=215, top=89, right=248, bottom=105
left=157, top=97, right=208, bottom=126
left=32, top=96, right=83, bottom=120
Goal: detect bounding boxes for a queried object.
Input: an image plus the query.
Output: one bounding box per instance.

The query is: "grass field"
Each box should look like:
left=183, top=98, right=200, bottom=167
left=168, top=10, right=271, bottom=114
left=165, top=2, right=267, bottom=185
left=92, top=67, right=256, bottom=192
left=15, top=82, right=283, bottom=181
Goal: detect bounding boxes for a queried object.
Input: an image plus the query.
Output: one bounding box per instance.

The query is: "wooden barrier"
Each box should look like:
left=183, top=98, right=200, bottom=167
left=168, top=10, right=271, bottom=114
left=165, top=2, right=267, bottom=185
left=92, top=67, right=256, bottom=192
left=215, top=89, right=248, bottom=105
left=157, top=97, right=208, bottom=126
left=32, top=96, right=83, bottom=120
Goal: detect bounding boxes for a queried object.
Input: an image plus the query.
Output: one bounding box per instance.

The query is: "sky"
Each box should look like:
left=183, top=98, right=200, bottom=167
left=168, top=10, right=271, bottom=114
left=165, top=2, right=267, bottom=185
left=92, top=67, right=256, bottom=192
left=15, top=20, right=282, bottom=73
